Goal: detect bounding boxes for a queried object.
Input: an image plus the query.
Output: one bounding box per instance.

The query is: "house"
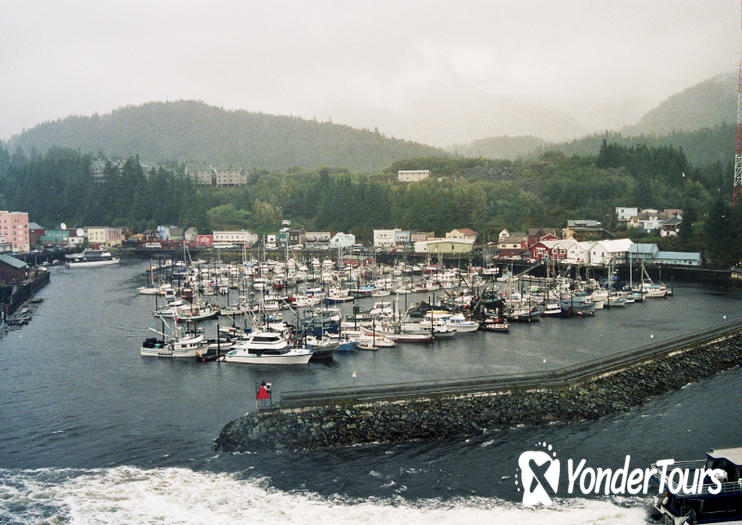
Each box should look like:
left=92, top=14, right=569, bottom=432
left=414, top=238, right=475, bottom=254
left=659, top=217, right=682, bottom=237
left=397, top=170, right=430, bottom=182
left=636, top=210, right=661, bottom=233
left=497, top=231, right=527, bottom=258
left=653, top=251, right=701, bottom=266
left=329, top=232, right=356, bottom=249
left=446, top=228, right=478, bottom=243
left=615, top=207, right=639, bottom=222
left=0, top=254, right=28, bottom=283
left=527, top=228, right=559, bottom=247
left=563, top=220, right=605, bottom=241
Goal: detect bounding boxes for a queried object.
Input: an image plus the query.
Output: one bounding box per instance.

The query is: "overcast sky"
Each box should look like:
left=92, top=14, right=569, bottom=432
left=1, top=0, right=738, bottom=145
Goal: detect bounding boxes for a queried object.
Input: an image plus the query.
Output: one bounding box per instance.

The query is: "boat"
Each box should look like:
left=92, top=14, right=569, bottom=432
left=482, top=316, right=509, bottom=332
left=174, top=303, right=221, bottom=322
left=559, top=291, right=595, bottom=317
left=651, top=447, right=742, bottom=524
left=65, top=249, right=120, bottom=267
left=140, top=323, right=209, bottom=358
left=220, top=332, right=312, bottom=365
left=304, top=335, right=339, bottom=361
left=447, top=312, right=480, bottom=333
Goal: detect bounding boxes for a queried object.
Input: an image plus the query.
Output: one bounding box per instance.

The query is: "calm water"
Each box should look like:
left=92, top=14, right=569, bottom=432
left=1, top=260, right=741, bottom=523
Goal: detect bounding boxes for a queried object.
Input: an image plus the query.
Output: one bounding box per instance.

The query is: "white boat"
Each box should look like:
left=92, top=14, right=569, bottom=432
left=65, top=249, right=120, bottom=267
left=221, top=332, right=312, bottom=365
left=140, top=324, right=208, bottom=358
left=447, top=313, right=479, bottom=333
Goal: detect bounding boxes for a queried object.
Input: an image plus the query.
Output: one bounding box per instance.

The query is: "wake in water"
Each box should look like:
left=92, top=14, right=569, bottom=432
left=0, top=466, right=650, bottom=524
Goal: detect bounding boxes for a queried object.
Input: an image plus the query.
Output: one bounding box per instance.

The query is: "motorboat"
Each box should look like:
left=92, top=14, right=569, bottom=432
left=65, top=249, right=120, bottom=267
left=221, top=332, right=312, bottom=365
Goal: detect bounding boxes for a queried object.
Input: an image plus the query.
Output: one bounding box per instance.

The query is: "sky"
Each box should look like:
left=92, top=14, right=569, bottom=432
left=1, top=0, right=739, bottom=145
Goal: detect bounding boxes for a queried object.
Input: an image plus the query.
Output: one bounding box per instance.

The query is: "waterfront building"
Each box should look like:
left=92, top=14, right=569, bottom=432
left=653, top=251, right=701, bottom=266
left=28, top=222, right=45, bottom=248
left=86, top=226, right=125, bottom=247
left=527, top=228, right=559, bottom=246
left=629, top=243, right=659, bottom=263
left=414, top=238, right=475, bottom=254
left=588, top=238, right=634, bottom=266
left=212, top=230, right=258, bottom=246
left=373, top=229, right=401, bottom=248
left=0, top=211, right=30, bottom=253
left=497, top=230, right=527, bottom=258
left=397, top=170, right=430, bottom=182
left=410, top=231, right=435, bottom=243
left=329, top=232, right=355, bottom=249
left=394, top=230, right=411, bottom=246
left=40, top=229, right=69, bottom=246
left=305, top=232, right=332, bottom=249
left=195, top=235, right=213, bottom=248
left=0, top=254, right=28, bottom=283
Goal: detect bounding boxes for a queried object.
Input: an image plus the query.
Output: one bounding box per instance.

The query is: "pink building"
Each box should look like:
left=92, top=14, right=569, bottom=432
left=0, top=211, right=30, bottom=252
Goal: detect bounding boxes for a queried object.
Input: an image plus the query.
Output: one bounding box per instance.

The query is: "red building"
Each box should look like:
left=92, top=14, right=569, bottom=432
left=196, top=235, right=213, bottom=248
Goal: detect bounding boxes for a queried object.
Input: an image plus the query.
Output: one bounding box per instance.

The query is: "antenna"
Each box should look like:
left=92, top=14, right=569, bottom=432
left=735, top=0, right=742, bottom=205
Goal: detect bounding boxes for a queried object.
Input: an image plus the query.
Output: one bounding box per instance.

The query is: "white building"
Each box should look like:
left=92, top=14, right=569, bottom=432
left=588, top=239, right=634, bottom=266
left=86, top=226, right=124, bottom=247
left=615, top=207, right=638, bottom=222
left=212, top=230, right=258, bottom=246
left=329, top=232, right=356, bottom=249
left=397, top=170, right=430, bottom=182
left=374, top=228, right=401, bottom=248
left=414, top=238, right=475, bottom=254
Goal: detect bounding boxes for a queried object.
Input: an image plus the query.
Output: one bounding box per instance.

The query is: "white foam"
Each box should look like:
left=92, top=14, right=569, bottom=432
left=0, top=466, right=649, bottom=524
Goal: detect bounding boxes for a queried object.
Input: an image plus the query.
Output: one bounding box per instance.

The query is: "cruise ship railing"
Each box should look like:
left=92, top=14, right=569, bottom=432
left=278, top=318, right=742, bottom=408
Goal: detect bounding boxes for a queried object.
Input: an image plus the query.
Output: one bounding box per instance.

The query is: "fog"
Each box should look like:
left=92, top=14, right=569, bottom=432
left=1, top=0, right=738, bottom=145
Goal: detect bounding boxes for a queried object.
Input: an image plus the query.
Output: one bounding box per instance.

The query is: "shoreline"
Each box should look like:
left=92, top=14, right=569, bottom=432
left=214, top=332, right=742, bottom=453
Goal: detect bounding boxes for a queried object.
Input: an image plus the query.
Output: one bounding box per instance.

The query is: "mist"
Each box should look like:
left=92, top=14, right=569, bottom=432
left=1, top=0, right=738, bottom=145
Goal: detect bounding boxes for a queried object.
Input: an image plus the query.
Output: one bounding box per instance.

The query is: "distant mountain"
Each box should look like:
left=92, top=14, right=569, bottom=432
left=626, top=73, right=736, bottom=136
left=7, top=101, right=447, bottom=172
left=452, top=73, right=737, bottom=166
left=447, top=135, right=547, bottom=160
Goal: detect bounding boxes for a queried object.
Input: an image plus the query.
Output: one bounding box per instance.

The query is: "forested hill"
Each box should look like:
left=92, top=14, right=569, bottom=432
left=7, top=101, right=447, bottom=172
left=627, top=73, right=736, bottom=136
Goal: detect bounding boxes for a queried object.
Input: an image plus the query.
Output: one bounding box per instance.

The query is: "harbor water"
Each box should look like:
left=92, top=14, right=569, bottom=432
left=1, top=259, right=741, bottom=524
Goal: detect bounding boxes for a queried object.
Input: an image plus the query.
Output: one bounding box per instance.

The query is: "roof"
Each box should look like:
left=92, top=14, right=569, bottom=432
left=567, top=220, right=601, bottom=228
left=654, top=251, right=702, bottom=261
left=28, top=222, right=44, bottom=230
left=453, top=228, right=478, bottom=236
left=0, top=254, right=28, bottom=270
left=629, top=242, right=659, bottom=254
left=661, top=217, right=682, bottom=226
left=707, top=448, right=742, bottom=466
left=597, top=239, right=634, bottom=252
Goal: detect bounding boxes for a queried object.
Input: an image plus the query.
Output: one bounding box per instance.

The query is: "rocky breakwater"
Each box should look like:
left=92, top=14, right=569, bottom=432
left=214, top=335, right=742, bottom=453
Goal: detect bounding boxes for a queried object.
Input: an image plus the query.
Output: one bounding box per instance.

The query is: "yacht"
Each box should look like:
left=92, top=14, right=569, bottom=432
left=65, top=249, right=119, bottom=267
left=221, top=332, right=312, bottom=365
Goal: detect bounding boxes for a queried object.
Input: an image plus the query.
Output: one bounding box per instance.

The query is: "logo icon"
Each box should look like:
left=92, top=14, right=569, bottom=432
left=516, top=442, right=560, bottom=506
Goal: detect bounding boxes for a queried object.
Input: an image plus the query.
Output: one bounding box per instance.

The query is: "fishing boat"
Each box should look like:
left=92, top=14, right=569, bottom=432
left=221, top=332, right=312, bottom=365
left=65, top=249, right=120, bottom=267
left=482, top=316, right=509, bottom=332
